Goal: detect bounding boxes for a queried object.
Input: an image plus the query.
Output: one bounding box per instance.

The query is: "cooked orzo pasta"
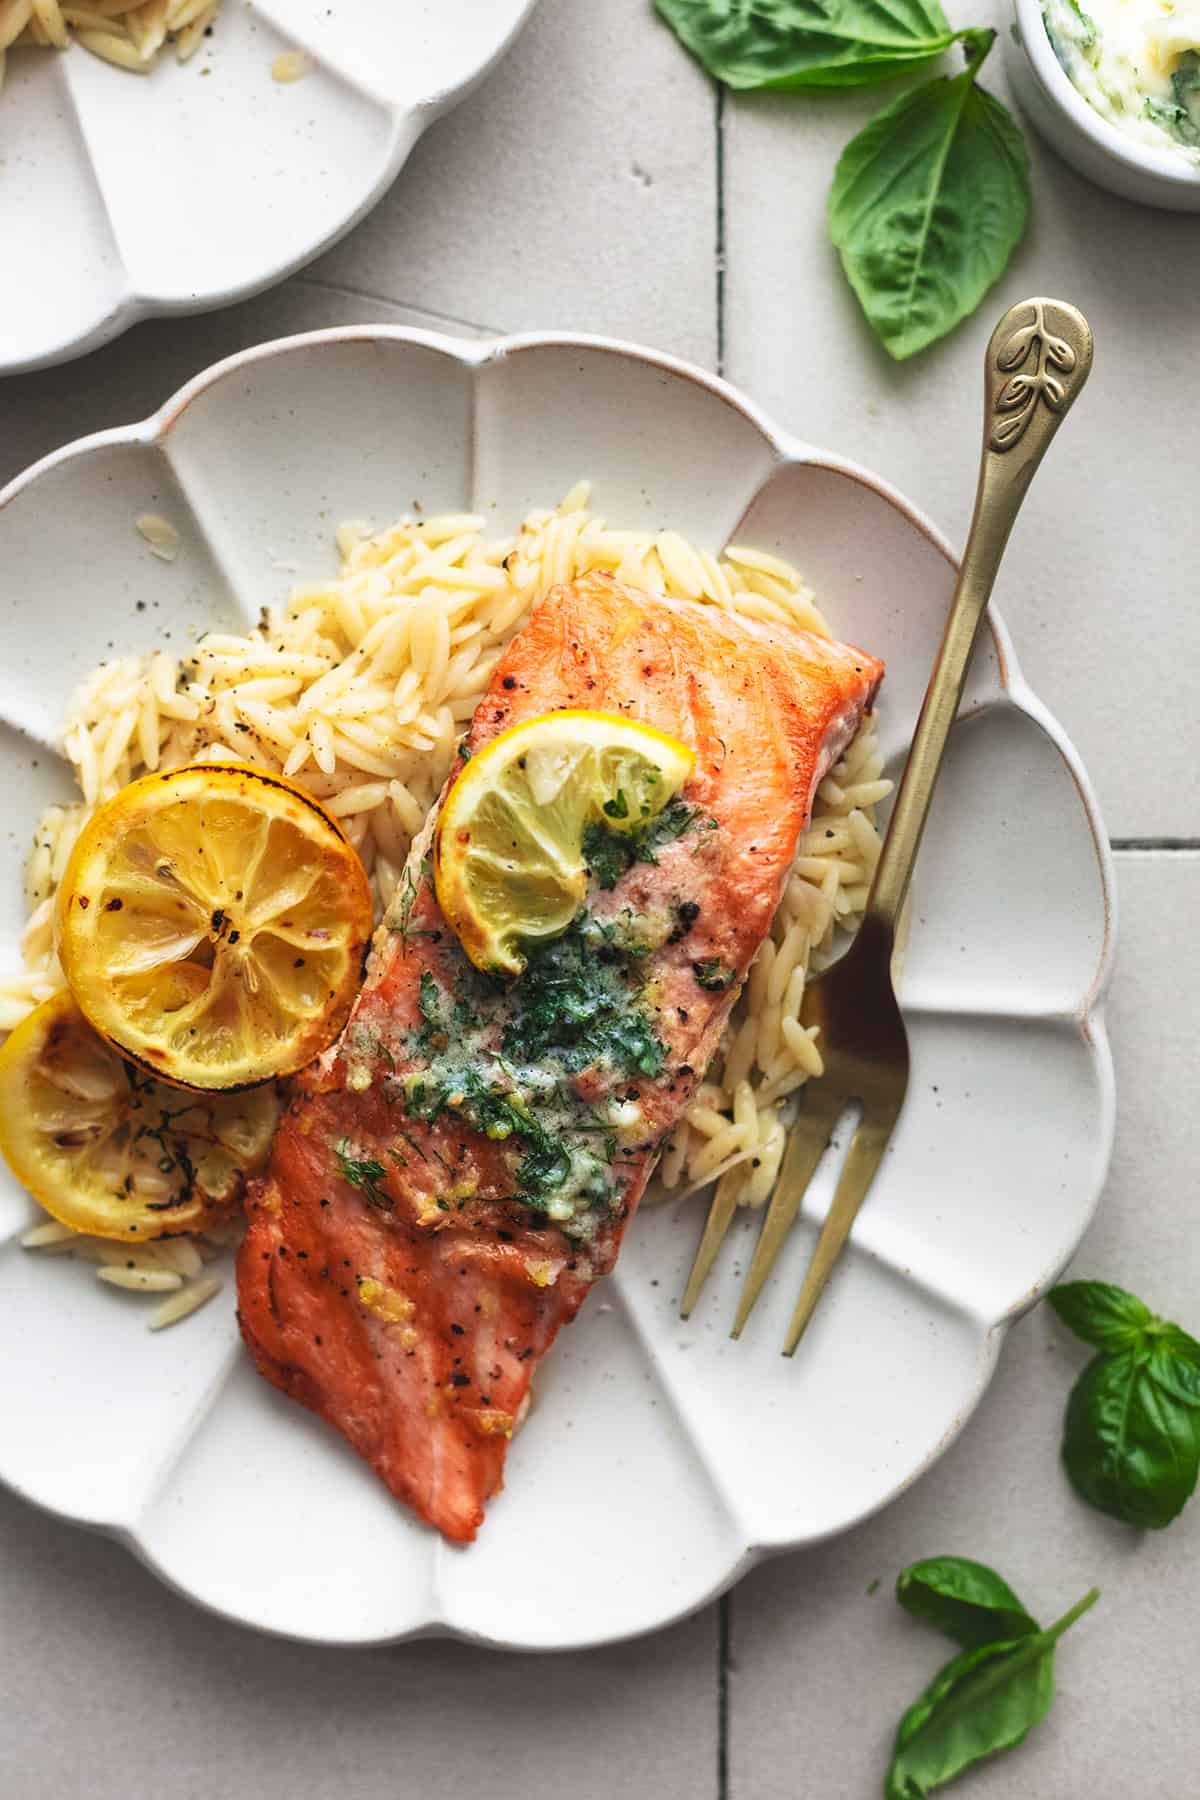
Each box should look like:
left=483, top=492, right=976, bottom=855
left=2, top=484, right=890, bottom=1316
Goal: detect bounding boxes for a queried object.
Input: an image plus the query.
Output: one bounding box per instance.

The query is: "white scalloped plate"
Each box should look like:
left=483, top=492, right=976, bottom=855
left=0, top=330, right=1115, bottom=1650
left=0, top=1, right=535, bottom=375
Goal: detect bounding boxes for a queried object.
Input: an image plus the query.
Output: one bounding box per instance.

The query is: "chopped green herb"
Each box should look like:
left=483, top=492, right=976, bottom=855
left=692, top=957, right=734, bottom=992
left=353, top=1025, right=395, bottom=1072
left=333, top=1138, right=392, bottom=1210
left=1043, top=0, right=1095, bottom=58
left=389, top=855, right=437, bottom=951
left=1064, top=0, right=1096, bottom=48
left=515, top=1130, right=574, bottom=1202
left=602, top=788, right=629, bottom=820
left=1175, top=49, right=1200, bottom=113
left=1146, top=54, right=1200, bottom=148
left=400, top=1061, right=576, bottom=1210
left=409, top=967, right=485, bottom=1054
left=503, top=922, right=665, bottom=1077
left=583, top=795, right=698, bottom=891
left=418, top=970, right=442, bottom=1023
left=452, top=996, right=480, bottom=1032
left=405, top=1064, right=529, bottom=1140
left=582, top=823, right=632, bottom=891
left=395, top=1128, right=428, bottom=1164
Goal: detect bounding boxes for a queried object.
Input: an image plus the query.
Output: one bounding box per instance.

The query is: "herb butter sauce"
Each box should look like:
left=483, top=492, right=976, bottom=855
left=1044, top=0, right=1200, bottom=160
left=339, top=799, right=719, bottom=1243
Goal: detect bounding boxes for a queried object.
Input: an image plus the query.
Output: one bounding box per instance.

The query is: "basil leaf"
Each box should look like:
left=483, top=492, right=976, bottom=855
left=886, top=1589, right=1098, bottom=1799
left=1051, top=1283, right=1200, bottom=1526
left=897, top=1557, right=1039, bottom=1650
left=827, top=30, right=1030, bottom=361
left=1062, top=1350, right=1200, bottom=1529
left=1155, top=1321, right=1200, bottom=1366
left=653, top=0, right=960, bottom=90
left=1048, top=1280, right=1155, bottom=1352
left=1147, top=1345, right=1200, bottom=1409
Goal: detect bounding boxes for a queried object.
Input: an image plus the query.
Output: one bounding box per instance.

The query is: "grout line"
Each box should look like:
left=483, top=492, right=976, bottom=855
left=715, top=84, right=727, bottom=378
left=1111, top=838, right=1200, bottom=851
left=718, top=1591, right=731, bottom=1799
left=290, top=276, right=503, bottom=339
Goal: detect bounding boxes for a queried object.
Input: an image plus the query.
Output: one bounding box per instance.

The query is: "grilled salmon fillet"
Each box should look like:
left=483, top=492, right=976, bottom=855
left=237, top=573, right=883, bottom=1542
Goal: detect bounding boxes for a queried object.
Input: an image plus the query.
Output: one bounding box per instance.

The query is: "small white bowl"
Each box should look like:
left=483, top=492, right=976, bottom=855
left=1007, top=0, right=1200, bottom=210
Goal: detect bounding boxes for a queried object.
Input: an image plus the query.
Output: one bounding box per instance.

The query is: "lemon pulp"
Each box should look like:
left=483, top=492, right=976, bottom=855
left=0, top=991, right=278, bottom=1240
left=56, top=763, right=373, bottom=1091
left=434, top=710, right=695, bottom=976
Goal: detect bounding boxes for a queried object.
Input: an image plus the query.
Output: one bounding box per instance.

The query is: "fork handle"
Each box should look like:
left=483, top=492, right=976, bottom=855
left=864, top=298, right=1094, bottom=938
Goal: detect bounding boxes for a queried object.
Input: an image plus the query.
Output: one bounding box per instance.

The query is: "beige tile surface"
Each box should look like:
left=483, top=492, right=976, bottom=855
left=0, top=1479, right=718, bottom=1800
left=727, top=854, right=1200, bottom=1798
left=0, top=0, right=719, bottom=486
left=312, top=0, right=718, bottom=366
left=3, top=2, right=1198, bottom=1793
left=722, top=5, right=1200, bottom=840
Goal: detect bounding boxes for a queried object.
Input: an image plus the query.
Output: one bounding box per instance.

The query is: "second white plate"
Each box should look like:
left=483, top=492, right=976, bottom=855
left=0, top=0, right=536, bottom=374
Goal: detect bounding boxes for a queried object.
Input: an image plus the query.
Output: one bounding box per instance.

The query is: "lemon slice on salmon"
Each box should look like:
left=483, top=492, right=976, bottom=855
left=434, top=710, right=695, bottom=977
left=0, top=991, right=278, bottom=1240
left=56, top=764, right=373, bottom=1092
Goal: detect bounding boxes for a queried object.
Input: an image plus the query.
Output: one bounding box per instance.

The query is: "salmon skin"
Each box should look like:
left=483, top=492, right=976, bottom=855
left=237, top=573, right=883, bottom=1542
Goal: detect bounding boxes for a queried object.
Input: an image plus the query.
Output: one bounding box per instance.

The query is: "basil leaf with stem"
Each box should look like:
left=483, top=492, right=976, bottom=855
left=1048, top=1280, right=1155, bottom=1351
left=653, top=0, right=965, bottom=90
left=1062, top=1348, right=1200, bottom=1530
left=1050, top=1278, right=1200, bottom=1525
left=885, top=1589, right=1099, bottom=1799
left=827, top=28, right=1030, bottom=360
left=896, top=1556, right=1039, bottom=1651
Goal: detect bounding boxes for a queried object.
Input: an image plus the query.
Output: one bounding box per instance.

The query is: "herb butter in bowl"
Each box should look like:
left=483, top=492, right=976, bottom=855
left=1008, top=0, right=1200, bottom=207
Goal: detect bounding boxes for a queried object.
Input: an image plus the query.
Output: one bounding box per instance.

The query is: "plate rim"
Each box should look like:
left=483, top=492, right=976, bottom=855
left=0, top=325, right=1117, bottom=1652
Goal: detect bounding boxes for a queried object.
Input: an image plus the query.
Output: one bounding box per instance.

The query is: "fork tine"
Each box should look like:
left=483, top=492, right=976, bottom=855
left=730, top=1094, right=843, bottom=1340
left=679, top=1167, right=743, bottom=1318
left=782, top=1115, right=893, bottom=1355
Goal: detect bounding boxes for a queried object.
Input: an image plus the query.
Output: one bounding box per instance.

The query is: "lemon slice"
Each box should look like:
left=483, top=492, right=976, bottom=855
left=56, top=764, right=373, bottom=1091
left=0, top=991, right=279, bottom=1240
left=434, top=710, right=695, bottom=976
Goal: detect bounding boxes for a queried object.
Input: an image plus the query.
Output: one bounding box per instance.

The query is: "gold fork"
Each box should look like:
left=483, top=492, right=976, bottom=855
left=680, top=296, right=1094, bottom=1354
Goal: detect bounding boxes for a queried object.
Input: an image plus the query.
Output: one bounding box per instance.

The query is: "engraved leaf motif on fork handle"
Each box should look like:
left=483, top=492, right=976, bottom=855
left=989, top=300, right=1081, bottom=453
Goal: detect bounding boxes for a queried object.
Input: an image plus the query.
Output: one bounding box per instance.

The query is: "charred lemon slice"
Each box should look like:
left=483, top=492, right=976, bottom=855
left=0, top=991, right=278, bottom=1239
left=434, top=710, right=695, bottom=977
left=56, top=764, right=373, bottom=1091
